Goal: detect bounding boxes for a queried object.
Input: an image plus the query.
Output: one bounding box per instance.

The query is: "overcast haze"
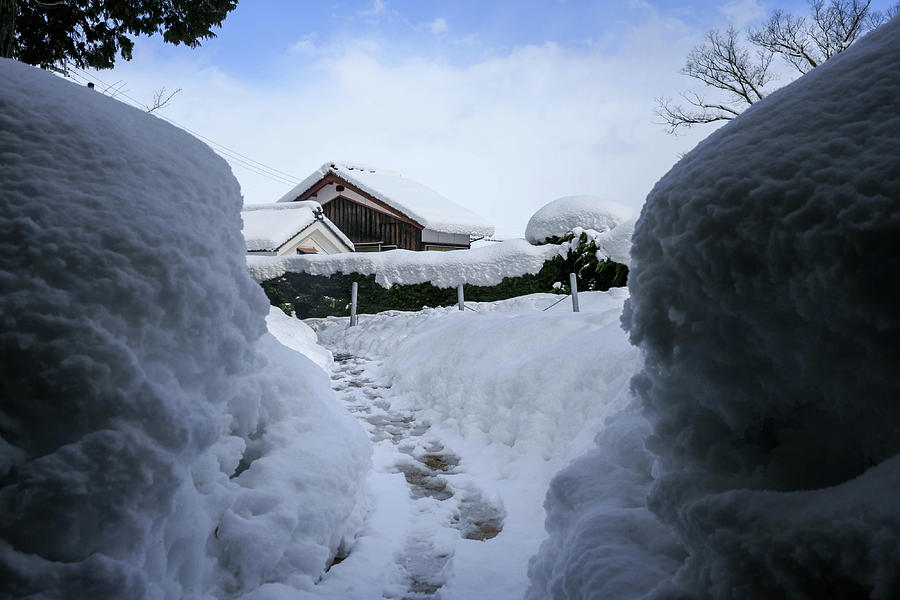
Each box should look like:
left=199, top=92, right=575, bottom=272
left=73, top=0, right=895, bottom=237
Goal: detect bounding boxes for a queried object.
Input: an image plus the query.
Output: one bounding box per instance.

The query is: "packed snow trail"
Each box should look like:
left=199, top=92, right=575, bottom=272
left=329, top=353, right=504, bottom=599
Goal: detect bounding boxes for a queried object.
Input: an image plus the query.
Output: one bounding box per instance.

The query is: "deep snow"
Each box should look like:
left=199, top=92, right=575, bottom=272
left=528, top=16, right=900, bottom=600
left=0, top=59, right=369, bottom=599
left=2, top=12, right=896, bottom=600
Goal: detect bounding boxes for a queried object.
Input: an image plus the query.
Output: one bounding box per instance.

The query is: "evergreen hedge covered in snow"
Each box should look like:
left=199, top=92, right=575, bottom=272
left=0, top=59, right=369, bottom=599
left=258, top=236, right=628, bottom=319
left=528, top=17, right=900, bottom=600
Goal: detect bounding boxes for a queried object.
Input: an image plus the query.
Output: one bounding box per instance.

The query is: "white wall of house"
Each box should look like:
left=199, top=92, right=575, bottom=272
left=421, top=229, right=470, bottom=246
left=278, top=221, right=352, bottom=255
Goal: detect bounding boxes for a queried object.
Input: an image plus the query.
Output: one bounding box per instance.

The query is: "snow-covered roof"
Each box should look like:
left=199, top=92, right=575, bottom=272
left=277, top=161, right=495, bottom=237
left=241, top=201, right=353, bottom=252
left=525, top=195, right=633, bottom=244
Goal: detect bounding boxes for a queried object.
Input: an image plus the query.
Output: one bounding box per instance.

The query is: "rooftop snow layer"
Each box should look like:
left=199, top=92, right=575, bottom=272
left=241, top=201, right=353, bottom=252
left=277, top=161, right=495, bottom=237
left=525, top=195, right=632, bottom=244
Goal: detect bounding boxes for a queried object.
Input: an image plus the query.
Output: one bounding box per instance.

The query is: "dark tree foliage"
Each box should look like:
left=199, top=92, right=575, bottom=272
left=261, top=238, right=628, bottom=319
left=4, top=0, right=237, bottom=69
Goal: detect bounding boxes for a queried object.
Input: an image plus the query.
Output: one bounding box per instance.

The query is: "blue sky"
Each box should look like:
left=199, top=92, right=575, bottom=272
left=87, top=0, right=898, bottom=236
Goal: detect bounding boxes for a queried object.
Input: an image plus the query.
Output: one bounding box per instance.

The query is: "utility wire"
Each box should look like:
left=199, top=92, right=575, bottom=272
left=67, top=65, right=303, bottom=189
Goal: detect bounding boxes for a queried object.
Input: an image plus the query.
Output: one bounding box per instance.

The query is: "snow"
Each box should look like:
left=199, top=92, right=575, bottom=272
left=307, top=289, right=638, bottom=599
left=524, top=195, right=633, bottom=244
left=247, top=237, right=560, bottom=288
left=529, top=17, right=900, bottom=600
left=0, top=58, right=369, bottom=599
left=242, top=201, right=352, bottom=252
left=277, top=161, right=495, bottom=237
left=565, top=220, right=635, bottom=267
left=265, top=306, right=334, bottom=371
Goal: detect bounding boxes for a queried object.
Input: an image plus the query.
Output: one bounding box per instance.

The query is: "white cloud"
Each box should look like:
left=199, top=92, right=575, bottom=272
left=427, top=17, right=449, bottom=35
left=358, top=0, right=386, bottom=18
left=720, top=0, right=767, bottom=27
left=100, top=14, right=715, bottom=238
left=289, top=32, right=318, bottom=55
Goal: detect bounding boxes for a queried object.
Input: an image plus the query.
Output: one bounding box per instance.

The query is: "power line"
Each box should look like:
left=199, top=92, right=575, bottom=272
left=66, top=65, right=304, bottom=190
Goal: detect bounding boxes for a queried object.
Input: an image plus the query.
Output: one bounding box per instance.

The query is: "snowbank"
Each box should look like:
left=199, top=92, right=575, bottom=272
left=247, top=238, right=559, bottom=288
left=0, top=59, right=369, bottom=599
left=383, top=290, right=636, bottom=462
left=528, top=18, right=900, bottom=600
left=525, top=195, right=632, bottom=244
left=265, top=306, right=334, bottom=371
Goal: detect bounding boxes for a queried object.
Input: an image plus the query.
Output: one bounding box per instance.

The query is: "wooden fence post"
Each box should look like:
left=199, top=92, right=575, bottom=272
left=350, top=281, right=358, bottom=326
left=569, top=273, right=580, bottom=313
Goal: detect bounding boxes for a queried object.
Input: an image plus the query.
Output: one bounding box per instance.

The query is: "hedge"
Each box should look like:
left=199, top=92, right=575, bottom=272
left=260, top=232, right=628, bottom=318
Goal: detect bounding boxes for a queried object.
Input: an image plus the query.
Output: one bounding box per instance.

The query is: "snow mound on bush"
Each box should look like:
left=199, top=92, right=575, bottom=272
left=525, top=195, right=632, bottom=244
left=0, top=59, right=369, bottom=599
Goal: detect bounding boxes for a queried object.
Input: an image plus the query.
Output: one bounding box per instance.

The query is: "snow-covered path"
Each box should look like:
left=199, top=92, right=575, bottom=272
left=328, top=353, right=504, bottom=599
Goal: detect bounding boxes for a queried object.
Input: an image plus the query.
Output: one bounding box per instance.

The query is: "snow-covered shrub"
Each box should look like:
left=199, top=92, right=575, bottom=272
left=546, top=229, right=629, bottom=293
left=0, top=59, right=369, bottom=599
left=524, top=195, right=632, bottom=245
left=621, top=18, right=900, bottom=599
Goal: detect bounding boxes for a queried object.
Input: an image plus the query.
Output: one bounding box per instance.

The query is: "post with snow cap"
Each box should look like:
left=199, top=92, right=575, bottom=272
left=350, top=281, right=359, bottom=326
left=570, top=273, right=580, bottom=313
left=457, top=283, right=465, bottom=311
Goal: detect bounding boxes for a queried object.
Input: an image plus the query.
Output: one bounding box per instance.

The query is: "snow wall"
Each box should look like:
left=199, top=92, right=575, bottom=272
left=0, top=60, right=369, bottom=599
left=528, top=18, right=900, bottom=600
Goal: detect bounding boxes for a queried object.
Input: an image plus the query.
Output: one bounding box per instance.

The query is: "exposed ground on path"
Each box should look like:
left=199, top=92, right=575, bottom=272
left=330, top=353, right=504, bottom=599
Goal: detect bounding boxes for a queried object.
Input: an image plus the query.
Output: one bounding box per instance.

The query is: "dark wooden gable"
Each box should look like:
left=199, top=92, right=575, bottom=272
left=292, top=173, right=425, bottom=251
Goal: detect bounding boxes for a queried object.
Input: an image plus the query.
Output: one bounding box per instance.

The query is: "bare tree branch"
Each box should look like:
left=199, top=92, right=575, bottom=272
left=147, top=87, right=182, bottom=113
left=749, top=10, right=819, bottom=74
left=654, top=92, right=742, bottom=134
left=658, top=0, right=896, bottom=134
left=682, top=28, right=773, bottom=106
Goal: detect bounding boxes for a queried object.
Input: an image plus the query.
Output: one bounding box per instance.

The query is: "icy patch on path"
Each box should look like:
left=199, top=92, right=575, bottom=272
left=327, top=353, right=505, bottom=599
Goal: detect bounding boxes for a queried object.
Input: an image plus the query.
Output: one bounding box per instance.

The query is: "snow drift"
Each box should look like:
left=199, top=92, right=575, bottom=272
left=530, top=17, right=900, bottom=600
left=0, top=59, right=369, bottom=599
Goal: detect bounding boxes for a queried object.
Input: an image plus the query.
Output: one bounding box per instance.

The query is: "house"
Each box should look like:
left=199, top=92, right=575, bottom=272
left=276, top=161, right=494, bottom=251
left=241, top=201, right=354, bottom=256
